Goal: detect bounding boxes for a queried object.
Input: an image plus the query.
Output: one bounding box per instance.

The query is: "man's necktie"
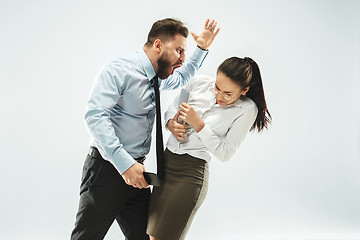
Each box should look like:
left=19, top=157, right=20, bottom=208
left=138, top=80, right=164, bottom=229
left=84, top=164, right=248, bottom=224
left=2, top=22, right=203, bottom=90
left=152, top=76, right=165, bottom=180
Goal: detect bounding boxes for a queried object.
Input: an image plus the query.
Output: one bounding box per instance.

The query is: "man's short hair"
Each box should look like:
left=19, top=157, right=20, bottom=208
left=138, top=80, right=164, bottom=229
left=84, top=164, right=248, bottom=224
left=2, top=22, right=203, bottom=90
left=145, top=18, right=189, bottom=46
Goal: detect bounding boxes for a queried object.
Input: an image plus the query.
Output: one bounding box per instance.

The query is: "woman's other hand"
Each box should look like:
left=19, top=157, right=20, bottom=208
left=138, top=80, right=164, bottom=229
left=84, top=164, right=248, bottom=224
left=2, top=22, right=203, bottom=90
left=179, top=103, right=205, bottom=132
left=167, top=111, right=188, bottom=140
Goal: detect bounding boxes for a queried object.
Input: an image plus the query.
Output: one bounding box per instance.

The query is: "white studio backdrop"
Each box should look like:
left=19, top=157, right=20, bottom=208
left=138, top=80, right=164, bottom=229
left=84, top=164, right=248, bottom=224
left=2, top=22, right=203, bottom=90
left=0, top=0, right=359, bottom=239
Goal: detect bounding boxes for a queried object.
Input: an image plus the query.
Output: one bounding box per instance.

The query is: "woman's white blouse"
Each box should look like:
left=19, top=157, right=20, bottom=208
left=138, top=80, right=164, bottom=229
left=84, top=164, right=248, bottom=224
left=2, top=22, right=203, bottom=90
left=164, top=74, right=258, bottom=162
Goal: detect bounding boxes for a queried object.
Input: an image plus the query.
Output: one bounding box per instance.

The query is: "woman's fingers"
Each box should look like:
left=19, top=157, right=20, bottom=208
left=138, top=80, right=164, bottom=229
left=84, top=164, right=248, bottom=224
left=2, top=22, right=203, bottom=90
left=176, top=128, right=187, bottom=134
left=179, top=105, right=186, bottom=111
left=181, top=102, right=191, bottom=108
left=173, top=110, right=180, bottom=121
left=176, top=133, right=187, bottom=140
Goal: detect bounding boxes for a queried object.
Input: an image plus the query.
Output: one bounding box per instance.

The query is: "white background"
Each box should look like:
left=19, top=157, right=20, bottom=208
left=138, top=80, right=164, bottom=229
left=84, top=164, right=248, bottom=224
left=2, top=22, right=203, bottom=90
left=0, top=0, right=359, bottom=239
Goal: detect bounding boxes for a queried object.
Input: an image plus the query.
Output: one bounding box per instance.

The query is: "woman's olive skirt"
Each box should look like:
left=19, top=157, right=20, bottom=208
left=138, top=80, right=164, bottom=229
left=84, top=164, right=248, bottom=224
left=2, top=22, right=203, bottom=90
left=147, top=148, right=209, bottom=240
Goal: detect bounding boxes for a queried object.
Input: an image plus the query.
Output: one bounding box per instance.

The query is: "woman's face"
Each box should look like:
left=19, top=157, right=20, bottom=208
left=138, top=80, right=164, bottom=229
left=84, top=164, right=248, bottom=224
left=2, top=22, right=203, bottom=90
left=215, top=71, right=249, bottom=106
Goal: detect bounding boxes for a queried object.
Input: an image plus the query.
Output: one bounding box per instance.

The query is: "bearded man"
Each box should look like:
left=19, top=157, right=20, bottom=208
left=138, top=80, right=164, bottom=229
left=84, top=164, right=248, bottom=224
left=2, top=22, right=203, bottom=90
left=71, top=18, right=219, bottom=240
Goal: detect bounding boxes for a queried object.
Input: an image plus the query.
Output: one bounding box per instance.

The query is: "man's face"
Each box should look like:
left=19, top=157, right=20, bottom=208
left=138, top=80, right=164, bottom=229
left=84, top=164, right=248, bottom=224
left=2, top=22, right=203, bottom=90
left=156, top=34, right=186, bottom=79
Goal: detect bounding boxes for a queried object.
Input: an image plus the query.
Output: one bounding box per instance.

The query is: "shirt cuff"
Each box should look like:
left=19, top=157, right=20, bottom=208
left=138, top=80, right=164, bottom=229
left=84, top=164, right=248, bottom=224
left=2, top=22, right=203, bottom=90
left=110, top=149, right=137, bottom=175
left=190, top=47, right=209, bottom=69
left=196, top=123, right=213, bottom=140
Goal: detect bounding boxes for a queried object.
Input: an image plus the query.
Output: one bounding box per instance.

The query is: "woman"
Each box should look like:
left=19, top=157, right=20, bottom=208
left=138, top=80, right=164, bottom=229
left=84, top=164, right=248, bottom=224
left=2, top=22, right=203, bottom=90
left=147, top=56, right=271, bottom=240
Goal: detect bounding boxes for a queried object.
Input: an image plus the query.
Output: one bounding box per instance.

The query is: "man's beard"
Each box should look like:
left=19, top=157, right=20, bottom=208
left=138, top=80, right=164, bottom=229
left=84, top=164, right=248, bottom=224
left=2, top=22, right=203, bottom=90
left=157, top=54, right=173, bottom=79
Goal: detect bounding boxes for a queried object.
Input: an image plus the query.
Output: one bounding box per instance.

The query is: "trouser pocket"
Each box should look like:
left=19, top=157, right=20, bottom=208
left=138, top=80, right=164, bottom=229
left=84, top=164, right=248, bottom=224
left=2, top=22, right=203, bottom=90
left=79, top=154, right=103, bottom=195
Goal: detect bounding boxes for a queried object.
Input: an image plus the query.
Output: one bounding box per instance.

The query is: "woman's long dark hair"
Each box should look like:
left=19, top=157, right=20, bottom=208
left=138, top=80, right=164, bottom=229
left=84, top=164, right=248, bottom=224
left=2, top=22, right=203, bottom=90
left=217, top=57, right=271, bottom=132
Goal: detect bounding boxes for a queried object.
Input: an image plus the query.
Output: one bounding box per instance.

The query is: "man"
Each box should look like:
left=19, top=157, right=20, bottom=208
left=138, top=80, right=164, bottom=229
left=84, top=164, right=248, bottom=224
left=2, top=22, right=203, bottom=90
left=71, top=18, right=220, bottom=240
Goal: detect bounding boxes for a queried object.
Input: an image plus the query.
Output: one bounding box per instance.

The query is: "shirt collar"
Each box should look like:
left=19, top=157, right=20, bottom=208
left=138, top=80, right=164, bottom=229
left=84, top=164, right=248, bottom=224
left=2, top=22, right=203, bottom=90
left=232, top=98, right=245, bottom=108
left=137, top=49, right=156, bottom=81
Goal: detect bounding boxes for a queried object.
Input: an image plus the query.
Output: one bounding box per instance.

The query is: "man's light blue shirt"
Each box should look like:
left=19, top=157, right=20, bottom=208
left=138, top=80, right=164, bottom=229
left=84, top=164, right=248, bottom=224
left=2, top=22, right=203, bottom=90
left=85, top=47, right=208, bottom=174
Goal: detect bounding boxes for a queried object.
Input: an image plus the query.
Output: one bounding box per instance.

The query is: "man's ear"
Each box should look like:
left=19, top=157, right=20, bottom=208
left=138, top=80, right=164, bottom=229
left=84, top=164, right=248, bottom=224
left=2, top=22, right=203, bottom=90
left=154, top=39, right=163, bottom=54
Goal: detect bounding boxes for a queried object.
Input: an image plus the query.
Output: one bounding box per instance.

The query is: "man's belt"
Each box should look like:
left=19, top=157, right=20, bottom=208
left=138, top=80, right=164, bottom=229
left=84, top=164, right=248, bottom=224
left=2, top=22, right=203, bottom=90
left=88, top=147, right=146, bottom=164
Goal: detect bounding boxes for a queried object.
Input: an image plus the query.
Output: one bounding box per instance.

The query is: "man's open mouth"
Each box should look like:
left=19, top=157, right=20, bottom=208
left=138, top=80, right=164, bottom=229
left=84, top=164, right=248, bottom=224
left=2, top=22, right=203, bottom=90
left=170, top=64, right=182, bottom=74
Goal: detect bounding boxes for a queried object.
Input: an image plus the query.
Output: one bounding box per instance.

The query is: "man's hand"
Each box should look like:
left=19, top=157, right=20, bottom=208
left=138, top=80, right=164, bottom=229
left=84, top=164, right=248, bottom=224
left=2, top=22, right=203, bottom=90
left=191, top=19, right=220, bottom=50
left=167, top=111, right=188, bottom=140
left=179, top=103, right=205, bottom=132
left=122, top=162, right=149, bottom=189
